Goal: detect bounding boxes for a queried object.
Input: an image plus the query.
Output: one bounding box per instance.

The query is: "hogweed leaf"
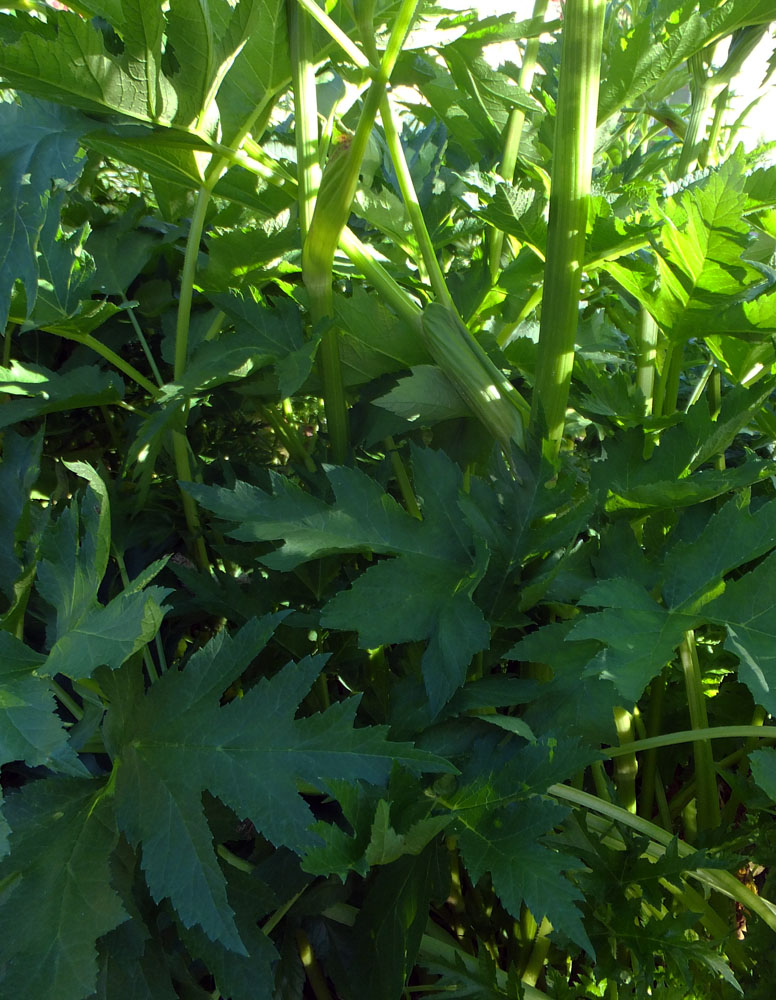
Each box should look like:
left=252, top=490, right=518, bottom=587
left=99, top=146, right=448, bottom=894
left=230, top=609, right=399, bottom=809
left=0, top=96, right=88, bottom=330
left=35, top=468, right=169, bottom=679
left=102, top=616, right=452, bottom=952
left=188, top=451, right=492, bottom=712
left=456, top=796, right=591, bottom=954
left=0, top=361, right=123, bottom=430
left=0, top=777, right=127, bottom=1000
left=0, top=631, right=69, bottom=770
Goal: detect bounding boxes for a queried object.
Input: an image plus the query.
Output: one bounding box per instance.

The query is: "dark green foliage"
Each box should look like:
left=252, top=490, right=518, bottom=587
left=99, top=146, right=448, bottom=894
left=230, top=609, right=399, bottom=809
left=1, top=1, right=776, bottom=999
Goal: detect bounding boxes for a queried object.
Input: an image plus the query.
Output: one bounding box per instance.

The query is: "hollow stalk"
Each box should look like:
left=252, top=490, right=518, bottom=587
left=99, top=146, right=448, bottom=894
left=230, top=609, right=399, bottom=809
left=529, top=0, right=605, bottom=453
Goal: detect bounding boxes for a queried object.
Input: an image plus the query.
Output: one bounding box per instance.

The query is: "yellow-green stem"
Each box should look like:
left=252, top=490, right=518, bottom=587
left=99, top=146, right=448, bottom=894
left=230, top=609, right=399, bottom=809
left=379, top=92, right=454, bottom=308
left=386, top=436, right=421, bottom=518
left=638, top=671, right=665, bottom=819
left=678, top=631, right=720, bottom=831
left=529, top=0, right=605, bottom=452
left=288, top=0, right=321, bottom=239
left=613, top=706, right=638, bottom=813
left=635, top=308, right=658, bottom=415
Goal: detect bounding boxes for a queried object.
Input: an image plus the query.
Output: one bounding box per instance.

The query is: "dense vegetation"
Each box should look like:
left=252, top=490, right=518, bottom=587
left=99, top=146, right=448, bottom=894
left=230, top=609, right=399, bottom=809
left=2, top=0, right=776, bottom=996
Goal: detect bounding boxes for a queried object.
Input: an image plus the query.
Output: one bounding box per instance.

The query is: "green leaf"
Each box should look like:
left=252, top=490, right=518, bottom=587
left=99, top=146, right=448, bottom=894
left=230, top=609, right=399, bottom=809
left=0, top=361, right=123, bottom=429
left=606, top=155, right=776, bottom=344
left=364, top=798, right=451, bottom=867
left=189, top=449, right=491, bottom=712
left=0, top=429, right=42, bottom=605
left=598, top=9, right=709, bottom=125
left=509, top=622, right=619, bottom=745
left=36, top=476, right=109, bottom=634
left=102, top=615, right=452, bottom=952
left=201, top=220, right=300, bottom=293
left=83, top=126, right=204, bottom=191
left=704, top=551, right=776, bottom=715
left=215, top=0, right=291, bottom=145
left=177, top=865, right=280, bottom=1000
left=460, top=447, right=594, bottom=623
left=457, top=796, right=591, bottom=954
left=0, top=96, right=88, bottom=330
left=85, top=208, right=164, bottom=296
left=572, top=577, right=691, bottom=702
left=0, top=631, right=69, bottom=769
left=373, top=365, right=471, bottom=424
left=661, top=494, right=776, bottom=609
left=186, top=464, right=422, bottom=569
left=347, top=844, right=450, bottom=1000
left=302, top=780, right=384, bottom=879
left=322, top=552, right=490, bottom=714
left=418, top=944, right=524, bottom=999
left=26, top=201, right=121, bottom=334
left=336, top=286, right=431, bottom=387
left=35, top=471, right=169, bottom=679
left=44, top=587, right=168, bottom=682
left=207, top=290, right=314, bottom=396
left=478, top=181, right=547, bottom=251
left=0, top=9, right=177, bottom=123
left=0, top=777, right=127, bottom=1000
left=572, top=495, right=776, bottom=703
left=749, top=747, right=776, bottom=801
left=591, top=389, right=776, bottom=511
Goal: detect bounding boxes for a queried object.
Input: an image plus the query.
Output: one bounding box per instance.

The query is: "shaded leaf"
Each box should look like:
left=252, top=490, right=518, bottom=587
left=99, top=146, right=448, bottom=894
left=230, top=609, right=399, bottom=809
left=0, top=361, right=123, bottom=429
left=0, top=631, right=69, bottom=769
left=0, top=96, right=88, bottom=329
left=0, top=778, right=127, bottom=1000
left=102, top=616, right=452, bottom=952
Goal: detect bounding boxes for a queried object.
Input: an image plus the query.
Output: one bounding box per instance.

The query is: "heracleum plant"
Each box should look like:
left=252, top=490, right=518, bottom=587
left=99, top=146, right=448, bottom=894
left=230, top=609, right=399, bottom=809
left=2, top=1, right=776, bottom=998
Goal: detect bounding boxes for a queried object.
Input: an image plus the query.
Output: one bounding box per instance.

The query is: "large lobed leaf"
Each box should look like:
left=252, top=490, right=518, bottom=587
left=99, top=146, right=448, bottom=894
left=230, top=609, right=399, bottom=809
left=101, top=614, right=452, bottom=952
left=35, top=464, right=169, bottom=681
left=606, top=154, right=776, bottom=345
left=571, top=494, right=776, bottom=704
left=187, top=447, right=492, bottom=712
left=0, top=777, right=127, bottom=1000
left=0, top=97, right=88, bottom=330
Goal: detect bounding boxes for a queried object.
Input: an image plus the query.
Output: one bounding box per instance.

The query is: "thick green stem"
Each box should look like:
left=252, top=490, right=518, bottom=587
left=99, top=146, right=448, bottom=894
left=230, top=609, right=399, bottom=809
left=300, top=0, right=420, bottom=463
left=606, top=724, right=776, bottom=758
left=613, top=706, right=638, bottom=813
left=529, top=0, right=605, bottom=452
left=51, top=679, right=83, bottom=721
left=638, top=671, right=665, bottom=819
left=635, top=308, right=658, bottom=415
left=655, top=341, right=683, bottom=417
left=171, top=180, right=218, bottom=570
left=338, top=227, right=422, bottom=329
left=675, top=53, right=717, bottom=178
left=549, top=784, right=776, bottom=933
left=172, top=420, right=209, bottom=572
left=294, top=0, right=370, bottom=69
left=289, top=0, right=321, bottom=240
left=521, top=916, right=552, bottom=987
left=488, top=0, right=549, bottom=281
left=678, top=630, right=720, bottom=832
left=676, top=28, right=765, bottom=176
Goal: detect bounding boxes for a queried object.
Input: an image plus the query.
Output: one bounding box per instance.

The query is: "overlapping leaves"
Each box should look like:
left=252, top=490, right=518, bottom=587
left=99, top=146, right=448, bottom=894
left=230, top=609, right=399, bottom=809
left=187, top=446, right=492, bottom=713
left=101, top=614, right=451, bottom=951
left=570, top=492, right=776, bottom=704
